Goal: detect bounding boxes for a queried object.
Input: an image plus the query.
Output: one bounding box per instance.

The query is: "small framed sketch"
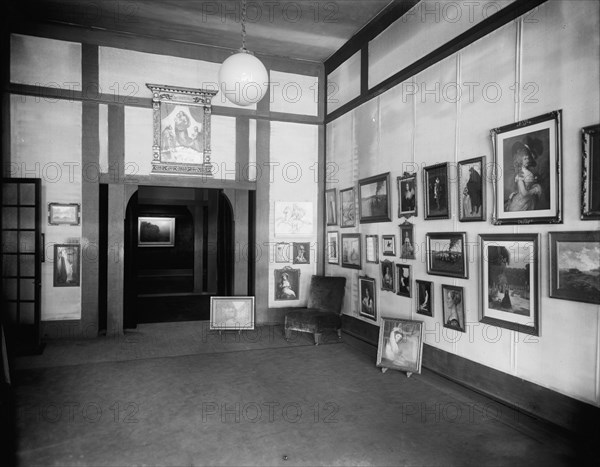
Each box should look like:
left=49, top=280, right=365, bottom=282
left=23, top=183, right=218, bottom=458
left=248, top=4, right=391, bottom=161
left=426, top=232, right=468, bottom=279
left=479, top=233, right=540, bottom=336
left=581, top=124, right=600, bottom=220
left=423, top=163, right=450, bottom=220
left=341, top=233, right=361, bottom=269
left=382, top=235, right=396, bottom=256
left=376, top=318, right=424, bottom=375
left=490, top=110, right=562, bottom=225
left=54, top=244, right=81, bottom=287
left=442, top=284, right=465, bottom=332
left=210, top=296, right=255, bottom=331
left=358, top=172, right=391, bottom=223
left=458, top=157, right=485, bottom=222
left=274, top=267, right=300, bottom=301
left=396, top=264, right=411, bottom=298
left=359, top=276, right=377, bottom=321
left=292, top=242, right=310, bottom=264
left=365, top=235, right=379, bottom=264
left=381, top=259, right=395, bottom=292
left=325, top=188, right=338, bottom=226
left=416, top=280, right=433, bottom=317
left=399, top=221, right=416, bottom=260
left=339, top=187, right=356, bottom=227
left=549, top=231, right=600, bottom=304
left=327, top=231, right=339, bottom=264
left=397, top=173, right=417, bottom=218
left=138, top=217, right=175, bottom=247
left=275, top=242, right=291, bottom=263
left=48, top=203, right=81, bottom=226
left=274, top=201, right=313, bottom=237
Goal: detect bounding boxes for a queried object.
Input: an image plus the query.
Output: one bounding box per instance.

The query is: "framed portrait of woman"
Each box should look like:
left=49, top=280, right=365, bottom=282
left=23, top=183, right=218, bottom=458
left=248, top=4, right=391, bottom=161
left=441, top=285, right=465, bottom=333
left=274, top=268, right=300, bottom=301
left=397, top=173, right=417, bottom=218
left=416, top=280, right=433, bottom=317
left=490, top=110, right=562, bottom=225
left=358, top=276, right=377, bottom=321
left=54, top=244, right=81, bottom=287
left=396, top=264, right=411, bottom=298
left=376, top=318, right=424, bottom=375
left=380, top=260, right=395, bottom=292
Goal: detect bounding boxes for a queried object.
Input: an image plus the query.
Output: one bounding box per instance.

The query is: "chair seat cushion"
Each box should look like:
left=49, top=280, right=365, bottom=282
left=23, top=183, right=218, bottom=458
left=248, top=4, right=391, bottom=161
left=285, top=308, right=341, bottom=333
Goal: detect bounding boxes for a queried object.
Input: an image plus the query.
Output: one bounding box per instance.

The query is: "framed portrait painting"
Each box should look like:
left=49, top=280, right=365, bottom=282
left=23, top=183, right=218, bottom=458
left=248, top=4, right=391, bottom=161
left=327, top=232, right=339, bottom=265
left=339, top=187, right=356, bottom=227
left=138, top=217, right=175, bottom=247
left=292, top=242, right=310, bottom=264
left=549, top=231, right=600, bottom=304
left=48, top=203, right=80, bottom=226
left=358, top=173, right=391, bottom=223
left=376, top=318, right=424, bottom=375
left=426, top=232, right=468, bottom=279
left=325, top=188, right=338, bottom=226
left=442, top=284, right=465, bottom=333
left=458, top=157, right=486, bottom=222
left=358, top=276, right=376, bottom=321
left=54, top=244, right=81, bottom=287
left=274, top=267, right=300, bottom=301
left=416, top=280, right=433, bottom=317
left=490, top=110, right=562, bottom=224
left=341, top=233, right=361, bottom=269
left=396, top=264, right=411, bottom=298
left=423, top=163, right=450, bottom=220
left=210, top=296, right=255, bottom=331
left=581, top=124, right=600, bottom=220
left=479, top=233, right=540, bottom=336
left=382, top=235, right=396, bottom=256
left=397, top=173, right=417, bottom=218
left=381, top=260, right=395, bottom=292
left=365, top=235, right=379, bottom=264
left=399, top=221, right=416, bottom=260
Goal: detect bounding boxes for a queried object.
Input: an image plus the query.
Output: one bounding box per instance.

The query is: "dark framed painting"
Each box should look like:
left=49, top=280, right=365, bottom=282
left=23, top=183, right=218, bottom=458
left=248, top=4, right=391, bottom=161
left=358, top=172, right=391, bottom=223
left=397, top=173, right=417, bottom=218
left=416, top=280, right=433, bottom=317
left=292, top=242, right=310, bottom=264
left=327, top=232, right=339, bottom=265
left=399, top=221, right=416, bottom=260
left=426, top=232, right=468, bottom=279
left=274, top=267, right=300, bottom=301
left=423, top=163, right=449, bottom=220
left=376, top=318, right=424, bottom=375
left=458, top=157, right=485, bottom=222
left=490, top=110, right=562, bottom=225
left=396, top=264, right=411, bottom=298
left=325, top=188, right=338, bottom=226
left=210, top=296, right=255, bottom=331
left=339, top=187, right=356, bottom=227
left=48, top=203, right=81, bottom=226
left=479, top=233, right=540, bottom=336
left=382, top=235, right=396, bottom=256
left=275, top=242, right=291, bottom=263
left=54, top=244, right=81, bottom=287
left=581, top=124, right=600, bottom=220
left=359, top=276, right=377, bottom=321
left=549, top=231, right=600, bottom=304
left=365, top=235, right=379, bottom=264
left=381, top=259, right=395, bottom=292
left=341, top=233, right=361, bottom=269
left=442, top=284, right=466, bottom=333
left=138, top=217, right=175, bottom=247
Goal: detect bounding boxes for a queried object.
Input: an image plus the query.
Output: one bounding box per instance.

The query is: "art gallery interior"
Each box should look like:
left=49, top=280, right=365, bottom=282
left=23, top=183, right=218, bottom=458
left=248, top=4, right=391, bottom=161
left=1, top=0, right=599, bottom=465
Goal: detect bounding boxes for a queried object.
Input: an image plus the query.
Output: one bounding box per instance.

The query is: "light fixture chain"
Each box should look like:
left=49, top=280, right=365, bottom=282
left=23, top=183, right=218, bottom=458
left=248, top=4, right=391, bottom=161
left=241, top=0, right=247, bottom=51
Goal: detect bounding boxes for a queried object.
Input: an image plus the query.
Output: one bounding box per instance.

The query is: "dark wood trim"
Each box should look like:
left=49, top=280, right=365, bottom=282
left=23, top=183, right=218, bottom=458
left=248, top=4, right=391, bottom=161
left=360, top=45, right=369, bottom=97
left=316, top=123, right=325, bottom=275
left=254, top=119, right=270, bottom=322
left=341, top=314, right=379, bottom=347
left=107, top=104, right=125, bottom=181
left=98, top=183, right=108, bottom=334
left=248, top=190, right=256, bottom=296
left=98, top=173, right=257, bottom=191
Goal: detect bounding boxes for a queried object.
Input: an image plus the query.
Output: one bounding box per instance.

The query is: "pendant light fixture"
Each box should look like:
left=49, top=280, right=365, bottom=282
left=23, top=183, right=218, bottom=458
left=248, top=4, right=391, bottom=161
left=218, top=0, right=269, bottom=106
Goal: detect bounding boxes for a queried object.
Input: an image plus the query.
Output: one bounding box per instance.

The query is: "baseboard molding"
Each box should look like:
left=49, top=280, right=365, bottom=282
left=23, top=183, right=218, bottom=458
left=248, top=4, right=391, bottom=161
left=341, top=314, right=600, bottom=437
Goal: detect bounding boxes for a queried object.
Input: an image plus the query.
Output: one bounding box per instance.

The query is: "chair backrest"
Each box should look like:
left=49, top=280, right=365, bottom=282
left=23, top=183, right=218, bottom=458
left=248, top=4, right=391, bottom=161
left=307, top=276, right=347, bottom=315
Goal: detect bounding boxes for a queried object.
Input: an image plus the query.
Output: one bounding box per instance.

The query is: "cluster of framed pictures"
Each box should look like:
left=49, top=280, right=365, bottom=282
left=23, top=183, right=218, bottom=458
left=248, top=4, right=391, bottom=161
left=48, top=203, right=82, bottom=288
left=275, top=242, right=311, bottom=264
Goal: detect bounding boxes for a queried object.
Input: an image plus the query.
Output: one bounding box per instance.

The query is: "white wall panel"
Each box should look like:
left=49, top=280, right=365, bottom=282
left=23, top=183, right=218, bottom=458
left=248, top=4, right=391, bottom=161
left=269, top=71, right=318, bottom=116
left=327, top=51, right=361, bottom=114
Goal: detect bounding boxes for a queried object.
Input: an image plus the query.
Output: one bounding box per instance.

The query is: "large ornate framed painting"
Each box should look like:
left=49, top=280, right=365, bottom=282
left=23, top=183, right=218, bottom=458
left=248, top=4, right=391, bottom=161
left=147, top=83, right=217, bottom=176
left=490, top=110, right=562, bottom=225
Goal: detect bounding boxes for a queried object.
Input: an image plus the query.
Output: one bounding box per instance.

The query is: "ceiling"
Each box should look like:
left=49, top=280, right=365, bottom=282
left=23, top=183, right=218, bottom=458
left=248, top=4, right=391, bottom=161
left=9, top=0, right=398, bottom=62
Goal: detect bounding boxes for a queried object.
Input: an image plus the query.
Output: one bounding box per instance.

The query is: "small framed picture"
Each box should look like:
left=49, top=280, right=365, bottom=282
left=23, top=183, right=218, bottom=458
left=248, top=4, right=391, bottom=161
left=274, top=201, right=313, bottom=237
left=458, top=157, right=485, bottom=222
left=210, top=296, right=255, bottom=331
left=381, top=259, right=395, bottom=292
left=416, top=280, right=433, bottom=317
left=292, top=242, right=310, bottom=264
left=275, top=242, right=291, bottom=263
left=399, top=221, right=416, bottom=260
left=479, top=233, right=540, bottom=336
left=341, top=233, right=361, bottom=269
left=549, top=231, right=600, bottom=304
left=138, top=217, right=175, bottom=247
left=54, top=244, right=81, bottom=287
left=365, top=235, right=379, bottom=264
left=397, top=173, right=417, bottom=218
left=327, top=231, right=339, bottom=264
left=490, top=110, right=562, bottom=225
left=48, top=203, right=80, bottom=226
left=274, top=268, right=300, bottom=301
left=325, top=188, right=338, bottom=226
left=340, top=187, right=356, bottom=227
left=426, top=232, right=468, bottom=279
left=423, top=163, right=450, bottom=220
left=581, top=124, right=600, bottom=220
left=358, top=172, right=391, bottom=223
left=382, top=235, right=396, bottom=256
left=396, top=264, right=411, bottom=298
left=442, top=284, right=466, bottom=332
left=376, top=318, right=424, bottom=374
left=359, top=276, right=376, bottom=321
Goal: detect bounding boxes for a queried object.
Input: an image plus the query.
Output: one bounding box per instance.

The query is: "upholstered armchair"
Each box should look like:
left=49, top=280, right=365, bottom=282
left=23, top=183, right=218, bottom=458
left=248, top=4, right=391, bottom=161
left=283, top=275, right=347, bottom=345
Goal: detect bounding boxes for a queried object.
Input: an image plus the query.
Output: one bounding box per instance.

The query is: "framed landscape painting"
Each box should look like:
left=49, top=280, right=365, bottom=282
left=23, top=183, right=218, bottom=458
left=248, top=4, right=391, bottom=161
left=48, top=203, right=81, bottom=226
left=479, top=233, right=540, bottom=336
left=549, top=231, right=600, bottom=304
left=426, top=232, right=468, bottom=279
left=138, top=217, right=175, bottom=247
left=376, top=318, right=424, bottom=375
left=358, top=173, right=391, bottom=223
